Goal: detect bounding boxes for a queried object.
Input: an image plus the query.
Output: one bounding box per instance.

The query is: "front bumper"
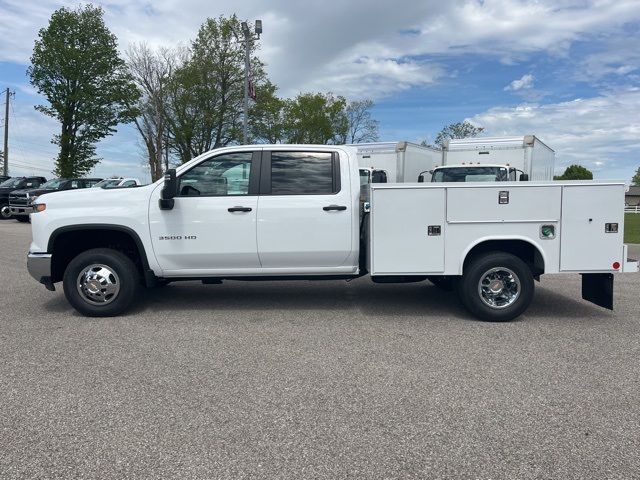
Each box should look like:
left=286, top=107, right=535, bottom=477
left=27, top=253, right=55, bottom=290
left=10, top=205, right=34, bottom=216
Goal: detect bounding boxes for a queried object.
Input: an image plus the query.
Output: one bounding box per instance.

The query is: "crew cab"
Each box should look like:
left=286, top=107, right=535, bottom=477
left=9, top=177, right=102, bottom=221
left=27, top=145, right=638, bottom=321
left=0, top=176, right=47, bottom=219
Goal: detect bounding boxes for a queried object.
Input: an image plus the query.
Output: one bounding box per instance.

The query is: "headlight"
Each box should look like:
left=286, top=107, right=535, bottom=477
left=29, top=195, right=39, bottom=204
left=33, top=203, right=46, bottom=213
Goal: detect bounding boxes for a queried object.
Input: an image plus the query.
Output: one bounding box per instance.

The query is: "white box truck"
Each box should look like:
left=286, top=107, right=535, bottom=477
left=429, top=135, right=555, bottom=182
left=354, top=141, right=441, bottom=183
left=27, top=144, right=638, bottom=322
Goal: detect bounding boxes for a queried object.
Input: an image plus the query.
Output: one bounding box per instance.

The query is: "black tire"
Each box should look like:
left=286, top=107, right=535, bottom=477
left=458, top=252, right=534, bottom=322
left=15, top=216, right=30, bottom=223
left=0, top=205, right=12, bottom=220
left=427, top=275, right=457, bottom=291
left=63, top=248, right=140, bottom=317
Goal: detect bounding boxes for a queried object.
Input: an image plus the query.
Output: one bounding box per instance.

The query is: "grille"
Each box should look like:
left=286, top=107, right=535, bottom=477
left=9, top=193, right=29, bottom=206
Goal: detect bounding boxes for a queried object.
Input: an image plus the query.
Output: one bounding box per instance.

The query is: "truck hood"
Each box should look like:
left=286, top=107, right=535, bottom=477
left=10, top=187, right=59, bottom=197
left=37, top=183, right=157, bottom=207
left=0, top=187, right=21, bottom=197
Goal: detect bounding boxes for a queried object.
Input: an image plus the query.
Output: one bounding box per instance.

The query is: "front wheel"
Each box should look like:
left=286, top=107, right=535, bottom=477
left=0, top=205, right=12, bottom=219
left=63, top=248, right=140, bottom=317
left=458, top=252, right=534, bottom=322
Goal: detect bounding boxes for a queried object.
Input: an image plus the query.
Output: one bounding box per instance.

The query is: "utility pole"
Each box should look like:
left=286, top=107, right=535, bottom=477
left=3, top=88, right=11, bottom=176
left=241, top=20, right=262, bottom=145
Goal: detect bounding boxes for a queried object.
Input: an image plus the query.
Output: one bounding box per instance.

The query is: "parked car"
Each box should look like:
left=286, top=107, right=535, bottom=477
left=0, top=175, right=11, bottom=183
left=9, top=177, right=102, bottom=222
left=94, top=178, right=141, bottom=189
left=0, top=176, right=47, bottom=219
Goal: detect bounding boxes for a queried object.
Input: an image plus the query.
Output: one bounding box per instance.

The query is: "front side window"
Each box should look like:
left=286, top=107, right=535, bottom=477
left=271, top=151, right=336, bottom=195
left=179, top=152, right=253, bottom=196
left=39, top=179, right=66, bottom=190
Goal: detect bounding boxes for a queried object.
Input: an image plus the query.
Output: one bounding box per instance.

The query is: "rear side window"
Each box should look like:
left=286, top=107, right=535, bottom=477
left=270, top=151, right=338, bottom=195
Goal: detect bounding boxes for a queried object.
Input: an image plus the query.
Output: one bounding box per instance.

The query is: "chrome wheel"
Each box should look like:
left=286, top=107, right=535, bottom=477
left=76, top=264, right=120, bottom=305
left=477, top=267, right=521, bottom=309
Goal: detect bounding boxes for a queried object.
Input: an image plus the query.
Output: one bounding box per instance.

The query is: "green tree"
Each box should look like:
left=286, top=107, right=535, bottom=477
left=166, top=15, right=266, bottom=163
left=427, top=121, right=484, bottom=148
left=554, top=164, right=593, bottom=180
left=283, top=92, right=347, bottom=144
left=249, top=81, right=286, bottom=144
left=631, top=166, right=640, bottom=186
left=28, top=5, right=139, bottom=177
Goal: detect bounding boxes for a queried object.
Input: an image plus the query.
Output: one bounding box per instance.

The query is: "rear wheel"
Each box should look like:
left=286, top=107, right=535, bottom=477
left=63, top=248, right=140, bottom=317
left=458, top=252, right=534, bottom=322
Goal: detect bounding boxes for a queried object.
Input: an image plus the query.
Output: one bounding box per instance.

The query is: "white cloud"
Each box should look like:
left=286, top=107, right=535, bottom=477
left=2, top=0, right=640, bottom=99
left=504, top=74, right=534, bottom=91
left=469, top=89, right=640, bottom=179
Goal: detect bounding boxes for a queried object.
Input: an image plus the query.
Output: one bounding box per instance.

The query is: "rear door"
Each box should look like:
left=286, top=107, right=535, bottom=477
left=560, top=185, right=624, bottom=271
left=256, top=150, right=353, bottom=269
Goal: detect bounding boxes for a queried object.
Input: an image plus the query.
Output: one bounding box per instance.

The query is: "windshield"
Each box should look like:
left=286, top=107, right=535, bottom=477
left=95, top=179, right=121, bottom=188
left=0, top=177, right=25, bottom=188
left=40, top=178, right=67, bottom=190
left=431, top=167, right=508, bottom=182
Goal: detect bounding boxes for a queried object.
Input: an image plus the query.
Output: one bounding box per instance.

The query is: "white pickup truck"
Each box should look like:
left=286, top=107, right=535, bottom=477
left=27, top=145, right=638, bottom=321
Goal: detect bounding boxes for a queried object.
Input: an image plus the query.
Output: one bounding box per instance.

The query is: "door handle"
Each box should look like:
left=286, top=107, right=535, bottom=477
left=228, top=206, right=252, bottom=212
left=323, top=205, right=347, bottom=211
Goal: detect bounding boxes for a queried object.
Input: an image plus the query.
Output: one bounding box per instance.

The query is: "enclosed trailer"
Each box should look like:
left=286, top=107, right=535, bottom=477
left=441, top=135, right=555, bottom=181
left=354, top=141, right=441, bottom=183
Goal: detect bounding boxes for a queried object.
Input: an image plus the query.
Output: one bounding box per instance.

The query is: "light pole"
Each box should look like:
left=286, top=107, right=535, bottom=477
left=241, top=20, right=262, bottom=145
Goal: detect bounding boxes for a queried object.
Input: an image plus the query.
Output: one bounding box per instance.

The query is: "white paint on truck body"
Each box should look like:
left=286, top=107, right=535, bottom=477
left=368, top=181, right=628, bottom=276
left=443, top=135, right=555, bottom=181
left=354, top=141, right=441, bottom=183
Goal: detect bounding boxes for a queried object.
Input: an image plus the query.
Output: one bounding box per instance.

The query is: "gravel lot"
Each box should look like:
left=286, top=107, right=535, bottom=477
left=1, top=220, right=639, bottom=479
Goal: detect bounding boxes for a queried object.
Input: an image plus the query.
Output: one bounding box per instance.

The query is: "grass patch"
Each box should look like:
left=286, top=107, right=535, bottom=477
left=625, top=213, right=640, bottom=244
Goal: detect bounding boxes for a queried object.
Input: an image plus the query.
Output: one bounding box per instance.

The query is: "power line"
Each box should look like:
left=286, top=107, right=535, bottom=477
left=9, top=101, right=56, bottom=172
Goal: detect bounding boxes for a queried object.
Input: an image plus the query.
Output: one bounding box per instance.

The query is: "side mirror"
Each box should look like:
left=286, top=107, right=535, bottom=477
left=159, top=169, right=177, bottom=210
left=519, top=173, right=529, bottom=181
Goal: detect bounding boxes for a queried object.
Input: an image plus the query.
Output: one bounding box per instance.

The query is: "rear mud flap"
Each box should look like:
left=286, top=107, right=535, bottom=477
left=581, top=273, right=614, bottom=310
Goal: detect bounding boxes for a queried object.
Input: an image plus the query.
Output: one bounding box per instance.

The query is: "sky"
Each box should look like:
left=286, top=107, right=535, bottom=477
left=0, top=0, right=639, bottom=183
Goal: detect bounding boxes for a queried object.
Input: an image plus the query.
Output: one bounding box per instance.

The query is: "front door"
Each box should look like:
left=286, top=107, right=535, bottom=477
left=256, top=150, right=353, bottom=269
left=149, top=150, right=261, bottom=275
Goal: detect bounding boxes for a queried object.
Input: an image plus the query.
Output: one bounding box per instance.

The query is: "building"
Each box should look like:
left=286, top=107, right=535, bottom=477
left=626, top=186, right=640, bottom=206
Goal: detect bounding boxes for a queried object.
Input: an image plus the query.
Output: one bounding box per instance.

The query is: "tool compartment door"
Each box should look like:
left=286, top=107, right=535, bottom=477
left=560, top=185, right=624, bottom=271
left=370, top=187, right=445, bottom=274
